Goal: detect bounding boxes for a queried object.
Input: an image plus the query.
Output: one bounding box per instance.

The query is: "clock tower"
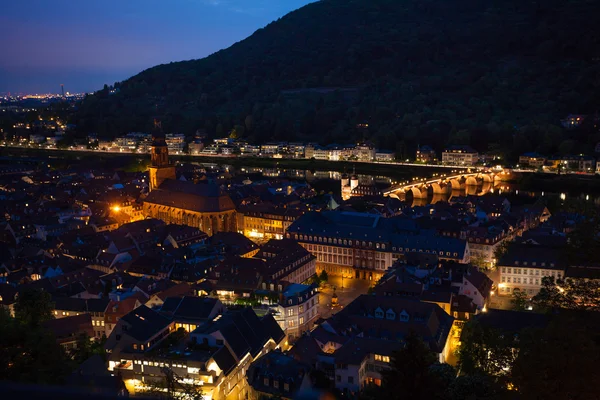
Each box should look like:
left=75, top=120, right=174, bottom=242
left=148, top=119, right=176, bottom=191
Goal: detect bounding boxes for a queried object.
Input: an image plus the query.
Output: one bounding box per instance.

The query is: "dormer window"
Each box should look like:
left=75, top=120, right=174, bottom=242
left=374, top=307, right=384, bottom=319
left=264, top=377, right=269, bottom=386
left=399, top=310, right=409, bottom=322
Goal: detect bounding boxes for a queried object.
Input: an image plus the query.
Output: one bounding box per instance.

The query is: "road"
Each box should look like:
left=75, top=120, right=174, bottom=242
left=317, top=276, right=371, bottom=320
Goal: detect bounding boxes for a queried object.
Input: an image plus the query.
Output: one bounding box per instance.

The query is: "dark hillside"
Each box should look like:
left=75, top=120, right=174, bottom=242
left=73, top=0, right=600, bottom=158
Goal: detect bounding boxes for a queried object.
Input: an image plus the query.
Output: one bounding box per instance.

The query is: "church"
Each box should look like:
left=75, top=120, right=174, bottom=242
left=142, top=125, right=236, bottom=235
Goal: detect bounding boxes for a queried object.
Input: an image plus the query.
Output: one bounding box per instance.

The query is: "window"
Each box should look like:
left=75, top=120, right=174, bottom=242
left=264, top=377, right=269, bottom=386
left=273, top=380, right=279, bottom=389
left=348, top=377, right=354, bottom=384
left=216, top=339, right=224, bottom=346
left=299, top=317, right=304, bottom=325
left=289, top=320, right=295, bottom=327
left=284, top=383, right=289, bottom=392
left=299, top=305, right=304, bottom=313
left=336, top=375, right=341, bottom=382
left=288, top=309, right=294, bottom=316
left=133, top=344, right=138, bottom=350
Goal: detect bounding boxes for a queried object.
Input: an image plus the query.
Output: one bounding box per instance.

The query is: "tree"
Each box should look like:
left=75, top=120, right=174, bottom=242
left=448, top=374, right=510, bottom=400
left=71, top=333, right=107, bottom=364
left=14, top=288, right=54, bottom=328
left=0, top=305, right=72, bottom=384
left=532, top=276, right=600, bottom=312
left=319, top=270, right=328, bottom=283
left=510, top=290, right=529, bottom=311
left=493, top=240, right=511, bottom=266
left=511, top=314, right=600, bottom=399
left=379, top=332, right=449, bottom=400
left=458, top=320, right=516, bottom=380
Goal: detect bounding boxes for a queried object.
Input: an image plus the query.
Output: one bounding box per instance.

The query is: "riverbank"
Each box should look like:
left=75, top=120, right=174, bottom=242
left=0, top=146, right=457, bottom=179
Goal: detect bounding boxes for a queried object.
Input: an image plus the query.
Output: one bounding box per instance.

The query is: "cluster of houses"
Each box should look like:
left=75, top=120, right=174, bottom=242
left=518, top=152, right=599, bottom=174
left=1, top=156, right=599, bottom=398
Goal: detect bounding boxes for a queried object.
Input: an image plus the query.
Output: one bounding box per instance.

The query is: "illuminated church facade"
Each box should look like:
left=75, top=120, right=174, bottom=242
left=142, top=124, right=236, bottom=235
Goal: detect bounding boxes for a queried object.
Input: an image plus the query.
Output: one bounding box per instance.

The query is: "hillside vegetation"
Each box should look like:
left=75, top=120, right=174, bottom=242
left=73, top=0, right=600, bottom=159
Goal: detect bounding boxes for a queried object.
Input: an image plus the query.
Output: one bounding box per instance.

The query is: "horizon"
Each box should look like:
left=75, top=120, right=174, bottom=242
left=0, top=0, right=315, bottom=94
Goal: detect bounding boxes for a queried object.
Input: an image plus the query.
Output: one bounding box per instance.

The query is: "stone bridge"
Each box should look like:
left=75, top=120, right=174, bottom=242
left=384, top=171, right=503, bottom=200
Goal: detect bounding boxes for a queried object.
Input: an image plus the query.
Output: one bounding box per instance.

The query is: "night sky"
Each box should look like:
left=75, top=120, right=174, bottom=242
left=0, top=0, right=314, bottom=94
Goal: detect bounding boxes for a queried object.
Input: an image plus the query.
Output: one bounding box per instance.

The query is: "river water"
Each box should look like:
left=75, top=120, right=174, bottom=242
left=228, top=165, right=600, bottom=207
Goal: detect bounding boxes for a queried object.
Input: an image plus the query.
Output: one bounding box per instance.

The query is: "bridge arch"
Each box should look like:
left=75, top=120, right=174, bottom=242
left=406, top=186, right=426, bottom=199
left=465, top=176, right=478, bottom=187
left=481, top=174, right=494, bottom=183
left=447, top=179, right=462, bottom=191
left=429, top=182, right=445, bottom=194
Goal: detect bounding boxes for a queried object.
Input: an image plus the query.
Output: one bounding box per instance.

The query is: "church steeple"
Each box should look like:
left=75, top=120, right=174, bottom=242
left=148, top=116, right=176, bottom=191
left=151, top=118, right=169, bottom=168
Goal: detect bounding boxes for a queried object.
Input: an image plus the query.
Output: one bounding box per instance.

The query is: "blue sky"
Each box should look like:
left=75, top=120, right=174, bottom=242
left=0, top=0, right=315, bottom=93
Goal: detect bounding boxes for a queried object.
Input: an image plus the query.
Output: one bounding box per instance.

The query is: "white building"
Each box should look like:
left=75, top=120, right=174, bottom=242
left=272, top=284, right=319, bottom=342
left=442, top=145, right=479, bottom=165
left=375, top=151, right=395, bottom=162
left=165, top=133, right=186, bottom=154
left=497, top=244, right=565, bottom=296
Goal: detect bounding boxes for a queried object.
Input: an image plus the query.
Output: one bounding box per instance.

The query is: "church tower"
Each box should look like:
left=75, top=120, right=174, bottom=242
left=148, top=119, right=176, bottom=191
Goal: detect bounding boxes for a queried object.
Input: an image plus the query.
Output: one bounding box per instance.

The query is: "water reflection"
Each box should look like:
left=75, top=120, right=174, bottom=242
left=204, top=163, right=600, bottom=207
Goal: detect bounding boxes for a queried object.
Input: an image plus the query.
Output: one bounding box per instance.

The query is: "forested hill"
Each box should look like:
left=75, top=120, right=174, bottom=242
left=73, top=0, right=600, bottom=158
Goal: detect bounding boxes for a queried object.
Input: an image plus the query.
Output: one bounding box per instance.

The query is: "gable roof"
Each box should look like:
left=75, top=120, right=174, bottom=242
left=144, top=180, right=235, bottom=213
left=119, top=305, right=172, bottom=342
left=160, top=296, right=221, bottom=322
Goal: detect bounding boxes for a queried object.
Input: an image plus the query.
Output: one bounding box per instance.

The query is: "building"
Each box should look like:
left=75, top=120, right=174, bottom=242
left=340, top=174, right=359, bottom=201
left=332, top=338, right=403, bottom=393
left=518, top=152, right=546, bottom=168
left=237, top=204, right=304, bottom=241
left=144, top=124, right=237, bottom=236
left=105, top=305, right=174, bottom=354
left=164, top=133, right=186, bottom=154
left=52, top=297, right=110, bottom=339
left=354, top=143, right=376, bottom=162
left=442, top=145, right=479, bottom=166
left=340, top=174, right=382, bottom=201
left=375, top=150, right=395, bottom=162
left=312, top=146, right=329, bottom=160
left=246, top=351, right=313, bottom=400
left=159, top=296, right=225, bottom=332
left=546, top=155, right=596, bottom=173
left=44, top=314, right=95, bottom=350
left=497, top=243, right=566, bottom=296
left=256, top=239, right=317, bottom=284
left=287, top=211, right=470, bottom=282
left=288, top=142, right=306, bottom=158
left=261, top=142, right=283, bottom=155
left=467, top=226, right=511, bottom=267
left=272, top=283, right=319, bottom=341
left=326, top=295, right=454, bottom=364
left=210, top=239, right=316, bottom=303
left=105, top=306, right=282, bottom=400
